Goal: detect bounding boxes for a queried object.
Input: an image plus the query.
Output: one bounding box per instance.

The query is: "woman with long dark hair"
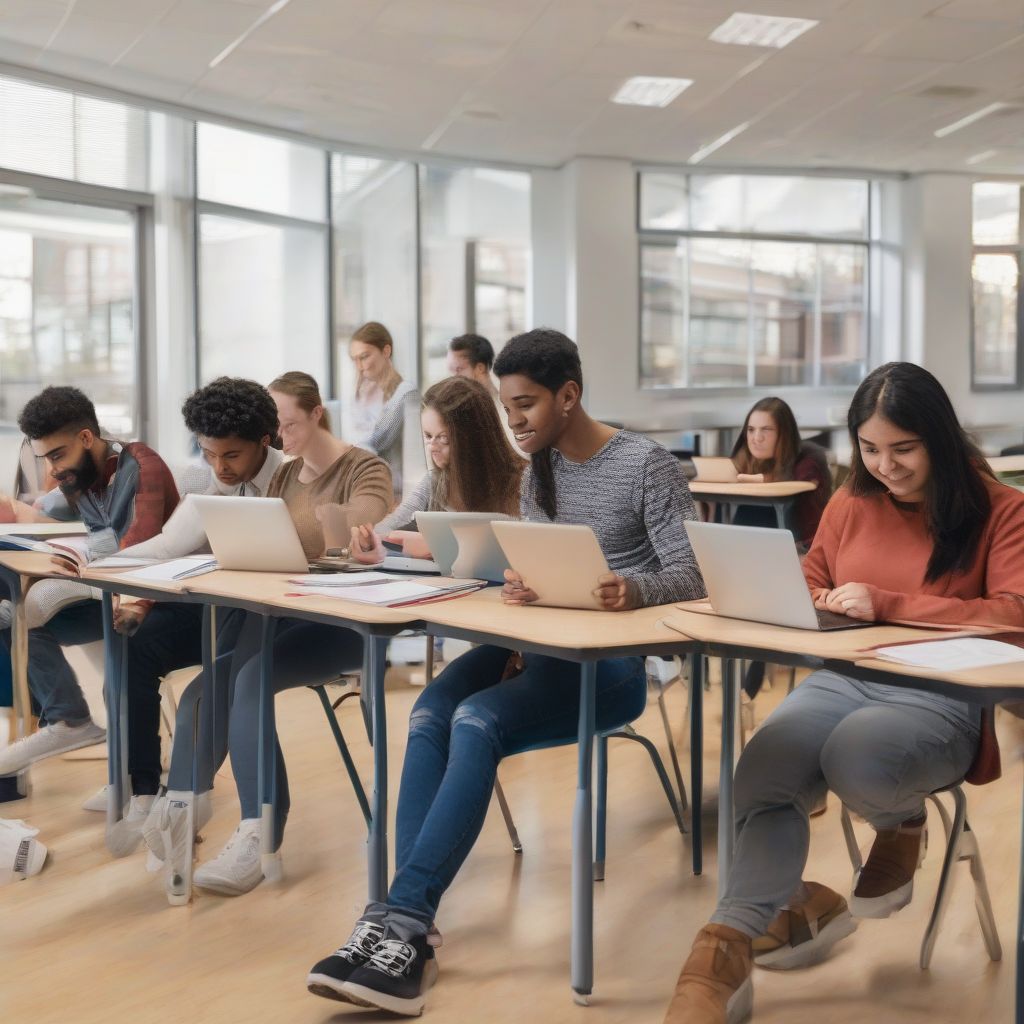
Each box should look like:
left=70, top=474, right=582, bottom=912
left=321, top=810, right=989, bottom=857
left=349, top=374, right=522, bottom=563
left=307, top=329, right=706, bottom=1014
left=662, top=362, right=1024, bottom=1024
left=730, top=396, right=830, bottom=549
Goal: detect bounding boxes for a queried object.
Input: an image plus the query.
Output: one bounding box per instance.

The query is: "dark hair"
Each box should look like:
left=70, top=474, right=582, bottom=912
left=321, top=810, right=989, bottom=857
left=422, top=376, right=521, bottom=516
left=493, top=328, right=584, bottom=519
left=18, top=386, right=100, bottom=440
left=268, top=371, right=331, bottom=432
left=847, top=361, right=993, bottom=583
left=732, top=397, right=801, bottom=480
left=183, top=377, right=279, bottom=443
left=449, top=333, right=495, bottom=371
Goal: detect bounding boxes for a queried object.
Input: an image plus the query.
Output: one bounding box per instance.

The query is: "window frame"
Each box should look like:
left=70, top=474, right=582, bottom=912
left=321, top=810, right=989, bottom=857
left=636, top=170, right=874, bottom=395
left=970, top=182, right=1024, bottom=393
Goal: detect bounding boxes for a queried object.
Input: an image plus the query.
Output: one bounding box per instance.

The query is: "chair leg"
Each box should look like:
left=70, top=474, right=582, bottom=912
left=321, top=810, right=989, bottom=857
left=607, top=726, right=688, bottom=835
left=962, top=818, right=1003, bottom=962
left=594, top=735, right=608, bottom=881
left=425, top=635, right=435, bottom=685
left=493, top=777, right=522, bottom=854
left=656, top=687, right=689, bottom=813
left=920, top=788, right=967, bottom=969
left=786, top=667, right=797, bottom=694
left=312, top=685, right=371, bottom=827
left=840, top=804, right=863, bottom=872
left=159, top=679, right=178, bottom=743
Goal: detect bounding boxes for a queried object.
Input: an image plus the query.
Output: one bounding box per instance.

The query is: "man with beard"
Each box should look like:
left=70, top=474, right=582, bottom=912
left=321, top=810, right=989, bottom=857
left=0, top=386, right=178, bottom=774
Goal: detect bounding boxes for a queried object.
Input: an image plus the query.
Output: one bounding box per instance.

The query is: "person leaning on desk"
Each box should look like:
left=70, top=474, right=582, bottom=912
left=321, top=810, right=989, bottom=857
left=662, top=361, right=1024, bottom=1024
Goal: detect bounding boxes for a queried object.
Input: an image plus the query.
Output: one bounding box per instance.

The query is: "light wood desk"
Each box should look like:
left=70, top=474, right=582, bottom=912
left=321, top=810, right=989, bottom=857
left=688, top=480, right=815, bottom=530
left=0, top=521, right=87, bottom=537
left=414, top=587, right=698, bottom=1005
left=989, top=455, right=1024, bottom=475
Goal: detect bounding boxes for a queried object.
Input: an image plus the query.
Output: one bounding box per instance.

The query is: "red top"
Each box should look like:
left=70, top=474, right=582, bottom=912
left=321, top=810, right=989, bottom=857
left=804, top=476, right=1024, bottom=629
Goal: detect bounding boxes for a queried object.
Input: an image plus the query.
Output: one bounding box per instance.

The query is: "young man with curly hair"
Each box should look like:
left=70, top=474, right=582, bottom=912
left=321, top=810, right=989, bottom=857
left=0, top=386, right=178, bottom=777
left=87, top=378, right=285, bottom=855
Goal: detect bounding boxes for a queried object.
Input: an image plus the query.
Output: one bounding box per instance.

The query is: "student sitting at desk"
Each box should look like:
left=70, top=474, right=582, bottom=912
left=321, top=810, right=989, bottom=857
left=349, top=374, right=522, bottom=564
left=0, top=387, right=177, bottom=777
left=94, top=377, right=285, bottom=855
left=145, top=371, right=391, bottom=902
left=662, top=361, right=1024, bottom=1024
left=307, top=328, right=706, bottom=1015
left=730, top=397, right=830, bottom=549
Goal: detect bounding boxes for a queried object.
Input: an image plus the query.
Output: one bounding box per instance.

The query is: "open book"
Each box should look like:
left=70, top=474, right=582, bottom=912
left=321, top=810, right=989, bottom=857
left=0, top=533, right=91, bottom=572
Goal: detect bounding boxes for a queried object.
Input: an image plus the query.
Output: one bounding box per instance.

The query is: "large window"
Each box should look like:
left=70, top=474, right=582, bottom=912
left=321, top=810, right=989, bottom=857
left=419, top=167, right=530, bottom=385
left=0, top=191, right=138, bottom=435
left=971, top=181, right=1023, bottom=390
left=639, top=173, right=870, bottom=389
left=196, top=123, right=329, bottom=387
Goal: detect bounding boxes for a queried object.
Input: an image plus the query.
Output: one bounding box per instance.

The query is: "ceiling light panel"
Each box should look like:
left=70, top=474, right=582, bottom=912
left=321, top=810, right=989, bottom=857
left=709, top=12, right=818, bottom=48
left=611, top=76, right=694, bottom=107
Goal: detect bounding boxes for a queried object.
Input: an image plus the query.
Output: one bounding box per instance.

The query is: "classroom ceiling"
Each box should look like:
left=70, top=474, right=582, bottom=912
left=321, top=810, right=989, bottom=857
left=1, top=0, right=1024, bottom=174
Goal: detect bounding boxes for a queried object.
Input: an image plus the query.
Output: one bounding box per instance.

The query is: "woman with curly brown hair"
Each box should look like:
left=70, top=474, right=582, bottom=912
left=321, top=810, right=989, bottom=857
left=349, top=374, right=523, bottom=564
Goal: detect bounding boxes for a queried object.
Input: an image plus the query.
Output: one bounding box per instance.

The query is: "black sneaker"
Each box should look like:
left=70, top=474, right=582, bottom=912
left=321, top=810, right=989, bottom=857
left=341, top=927, right=438, bottom=1016
left=306, top=913, right=387, bottom=1002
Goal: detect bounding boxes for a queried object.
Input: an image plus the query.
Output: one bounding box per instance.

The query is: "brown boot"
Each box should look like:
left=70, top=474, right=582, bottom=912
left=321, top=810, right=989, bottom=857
left=849, top=813, right=927, bottom=919
left=663, top=924, right=753, bottom=1024
left=753, top=881, right=857, bottom=970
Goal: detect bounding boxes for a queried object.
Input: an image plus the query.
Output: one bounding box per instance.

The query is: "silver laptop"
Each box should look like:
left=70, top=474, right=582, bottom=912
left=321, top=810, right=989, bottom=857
left=690, top=457, right=738, bottom=483
left=415, top=512, right=511, bottom=583
left=491, top=521, right=610, bottom=610
left=684, top=521, right=870, bottom=631
left=192, top=495, right=309, bottom=573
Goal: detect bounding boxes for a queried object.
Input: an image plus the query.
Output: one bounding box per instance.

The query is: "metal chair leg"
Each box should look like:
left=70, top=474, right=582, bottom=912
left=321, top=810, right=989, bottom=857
left=840, top=804, right=863, bottom=872
left=493, top=776, right=522, bottom=853
left=594, top=735, right=608, bottom=881
left=312, top=684, right=371, bottom=827
left=425, top=635, right=435, bottom=685
left=606, top=725, right=688, bottom=835
left=963, top=817, right=1003, bottom=962
left=656, top=686, right=689, bottom=813
left=920, top=787, right=967, bottom=969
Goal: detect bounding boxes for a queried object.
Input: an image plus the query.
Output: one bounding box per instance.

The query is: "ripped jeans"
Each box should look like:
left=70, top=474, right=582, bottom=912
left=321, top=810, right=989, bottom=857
left=385, top=644, right=647, bottom=926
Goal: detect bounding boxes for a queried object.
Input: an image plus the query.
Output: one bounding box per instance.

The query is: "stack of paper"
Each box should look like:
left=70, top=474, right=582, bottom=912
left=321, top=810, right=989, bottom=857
left=874, top=638, right=1024, bottom=672
left=118, top=556, right=219, bottom=583
left=288, top=576, right=484, bottom=607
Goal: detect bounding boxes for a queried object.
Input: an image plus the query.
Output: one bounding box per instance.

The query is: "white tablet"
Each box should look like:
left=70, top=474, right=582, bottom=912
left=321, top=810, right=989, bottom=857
left=490, top=521, right=609, bottom=610
left=690, top=457, right=739, bottom=483
left=415, top=511, right=511, bottom=582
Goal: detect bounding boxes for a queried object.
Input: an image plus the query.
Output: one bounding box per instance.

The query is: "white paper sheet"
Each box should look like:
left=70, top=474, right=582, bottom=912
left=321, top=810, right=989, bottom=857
left=288, top=572, right=396, bottom=586
left=119, top=556, right=218, bottom=582
left=875, top=638, right=1024, bottom=672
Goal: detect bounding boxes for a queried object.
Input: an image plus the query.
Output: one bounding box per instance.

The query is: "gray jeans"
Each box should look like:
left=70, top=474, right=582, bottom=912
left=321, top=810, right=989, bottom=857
left=167, top=612, right=362, bottom=849
left=711, top=669, right=981, bottom=938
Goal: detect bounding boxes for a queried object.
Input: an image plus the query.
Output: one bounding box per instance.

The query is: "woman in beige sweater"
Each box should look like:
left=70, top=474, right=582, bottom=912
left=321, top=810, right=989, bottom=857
left=145, top=372, right=391, bottom=904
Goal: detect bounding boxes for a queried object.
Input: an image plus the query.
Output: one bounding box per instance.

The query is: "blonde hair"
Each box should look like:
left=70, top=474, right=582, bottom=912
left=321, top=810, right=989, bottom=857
left=268, top=371, right=331, bottom=431
left=352, top=321, right=402, bottom=402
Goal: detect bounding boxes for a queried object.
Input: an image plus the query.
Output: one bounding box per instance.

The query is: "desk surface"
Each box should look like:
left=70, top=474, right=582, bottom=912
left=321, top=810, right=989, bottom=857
left=0, top=522, right=87, bottom=537
left=989, top=455, right=1024, bottom=474
left=417, top=587, right=685, bottom=654
left=689, top=480, right=816, bottom=499
left=853, top=655, right=1024, bottom=694
left=0, top=550, right=67, bottom=577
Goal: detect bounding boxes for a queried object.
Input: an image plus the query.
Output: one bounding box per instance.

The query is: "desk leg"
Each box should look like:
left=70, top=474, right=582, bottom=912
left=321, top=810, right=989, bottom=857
left=9, top=576, right=31, bottom=798
left=689, top=653, right=703, bottom=877
left=1017, top=768, right=1024, bottom=1023
left=256, top=614, right=282, bottom=882
left=367, top=635, right=389, bottom=903
left=773, top=501, right=789, bottom=531
left=101, top=592, right=129, bottom=834
left=571, top=660, right=597, bottom=1005
left=718, top=658, right=737, bottom=900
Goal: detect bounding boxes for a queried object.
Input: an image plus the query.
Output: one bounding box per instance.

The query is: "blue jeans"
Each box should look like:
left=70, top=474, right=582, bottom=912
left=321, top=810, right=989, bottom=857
left=0, top=599, right=103, bottom=726
left=385, top=645, right=647, bottom=926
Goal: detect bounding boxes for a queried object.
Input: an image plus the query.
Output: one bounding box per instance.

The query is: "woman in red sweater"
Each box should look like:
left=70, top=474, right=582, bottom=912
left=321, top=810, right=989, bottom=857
left=730, top=396, right=831, bottom=550
left=663, top=362, right=1024, bottom=1024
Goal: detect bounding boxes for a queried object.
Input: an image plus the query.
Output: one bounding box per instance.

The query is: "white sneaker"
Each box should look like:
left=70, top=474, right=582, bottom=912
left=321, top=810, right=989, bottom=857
left=82, top=785, right=109, bottom=812
left=141, top=790, right=214, bottom=905
left=0, top=720, right=106, bottom=775
left=193, top=819, right=267, bottom=896
left=0, top=818, right=48, bottom=883
left=106, top=795, right=156, bottom=858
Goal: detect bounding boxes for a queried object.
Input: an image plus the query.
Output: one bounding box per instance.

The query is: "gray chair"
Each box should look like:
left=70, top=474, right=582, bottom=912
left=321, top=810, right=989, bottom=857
left=839, top=784, right=1001, bottom=969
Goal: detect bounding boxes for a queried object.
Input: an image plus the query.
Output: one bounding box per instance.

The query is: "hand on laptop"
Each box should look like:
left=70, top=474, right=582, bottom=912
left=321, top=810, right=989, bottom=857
left=815, top=582, right=876, bottom=621
left=387, top=530, right=432, bottom=560
left=502, top=569, right=539, bottom=606
left=350, top=525, right=386, bottom=565
left=593, top=573, right=639, bottom=612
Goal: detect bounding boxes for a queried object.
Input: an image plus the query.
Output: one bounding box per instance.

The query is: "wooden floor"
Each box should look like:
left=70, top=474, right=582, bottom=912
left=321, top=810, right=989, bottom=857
left=2, top=665, right=1021, bottom=1024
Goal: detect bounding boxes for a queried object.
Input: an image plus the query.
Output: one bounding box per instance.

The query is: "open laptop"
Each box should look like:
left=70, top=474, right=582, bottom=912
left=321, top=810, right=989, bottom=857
left=192, top=495, right=309, bottom=573
left=491, top=521, right=609, bottom=610
left=684, top=521, right=871, bottom=631
left=415, top=511, right=511, bottom=583
left=690, top=457, right=739, bottom=483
